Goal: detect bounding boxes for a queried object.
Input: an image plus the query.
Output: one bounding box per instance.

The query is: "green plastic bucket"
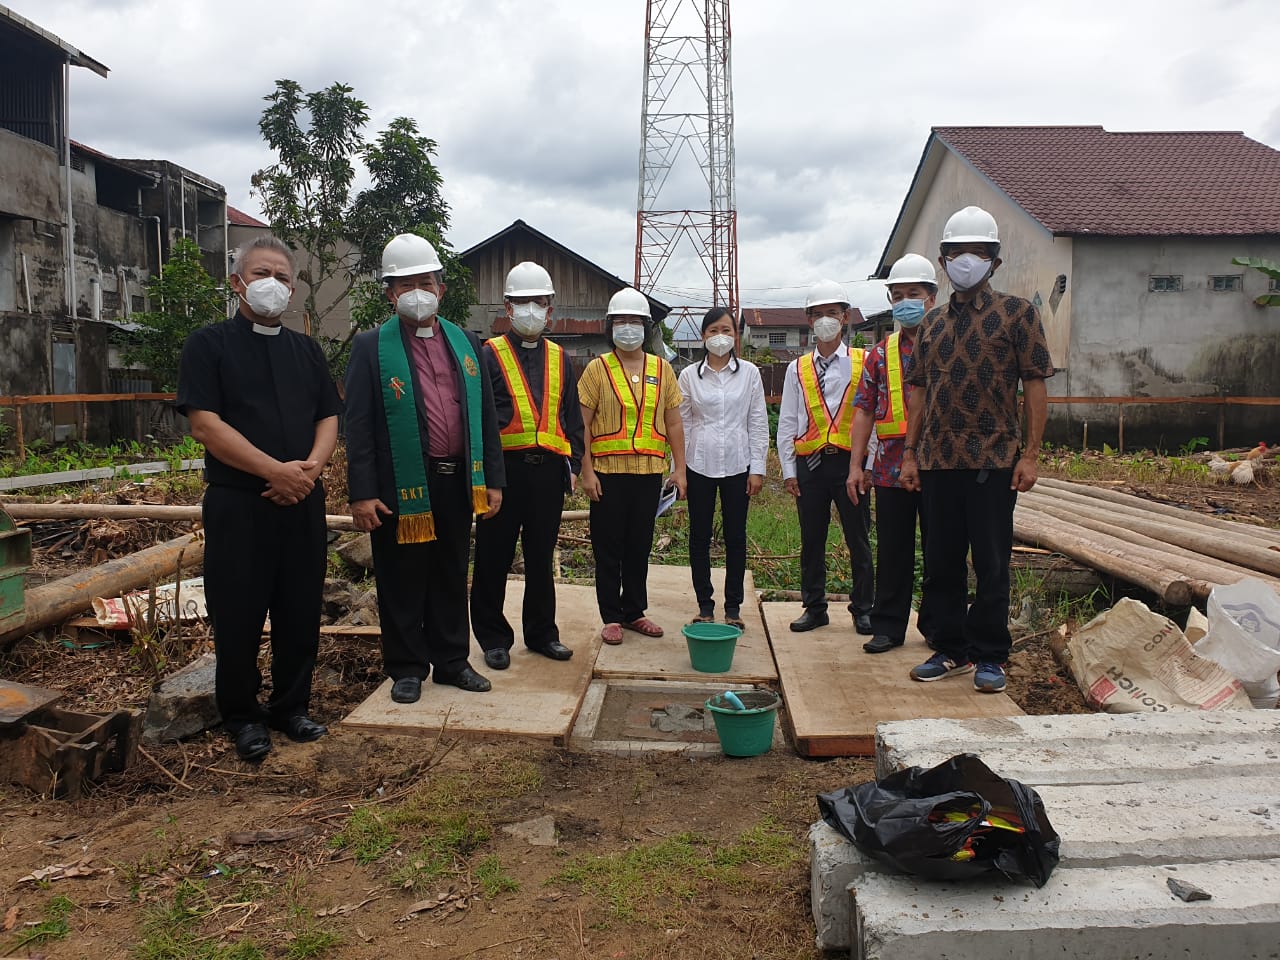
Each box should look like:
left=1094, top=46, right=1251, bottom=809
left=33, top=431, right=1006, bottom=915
left=705, top=689, right=781, bottom=757
left=682, top=622, right=742, bottom=673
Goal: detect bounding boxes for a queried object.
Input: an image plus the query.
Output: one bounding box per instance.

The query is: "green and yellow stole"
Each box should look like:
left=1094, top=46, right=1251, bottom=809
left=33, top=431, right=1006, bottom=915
left=376, top=316, right=489, bottom=543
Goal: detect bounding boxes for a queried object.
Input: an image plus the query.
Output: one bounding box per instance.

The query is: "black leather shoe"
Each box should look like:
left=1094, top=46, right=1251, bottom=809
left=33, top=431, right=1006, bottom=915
left=234, top=723, right=271, bottom=761
left=530, top=641, right=573, bottom=661
left=271, top=715, right=327, bottom=742
left=483, top=648, right=511, bottom=670
left=432, top=665, right=492, bottom=693
left=854, top=613, right=874, bottom=635
left=789, top=610, right=829, bottom=632
left=390, top=676, right=422, bottom=704
left=863, top=634, right=905, bottom=654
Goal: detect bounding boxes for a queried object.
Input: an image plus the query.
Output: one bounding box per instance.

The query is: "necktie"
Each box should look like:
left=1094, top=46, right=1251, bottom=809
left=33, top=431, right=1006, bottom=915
left=807, top=354, right=831, bottom=472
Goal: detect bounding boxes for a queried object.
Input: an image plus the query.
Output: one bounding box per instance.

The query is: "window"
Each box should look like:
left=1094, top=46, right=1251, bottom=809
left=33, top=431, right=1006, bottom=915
left=1148, top=275, right=1182, bottom=293
left=1270, top=278, right=1280, bottom=293
left=768, top=331, right=787, bottom=345
left=1209, top=275, right=1243, bottom=292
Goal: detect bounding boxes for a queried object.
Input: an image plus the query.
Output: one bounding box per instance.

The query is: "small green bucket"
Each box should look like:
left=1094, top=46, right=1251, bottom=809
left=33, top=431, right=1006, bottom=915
left=682, top=622, right=742, bottom=673
left=705, top=689, right=782, bottom=757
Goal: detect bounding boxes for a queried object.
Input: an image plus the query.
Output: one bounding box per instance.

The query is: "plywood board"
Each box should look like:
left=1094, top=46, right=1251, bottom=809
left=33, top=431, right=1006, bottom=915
left=341, top=580, right=601, bottom=744
left=764, top=602, right=1022, bottom=757
left=592, top=565, right=777, bottom=683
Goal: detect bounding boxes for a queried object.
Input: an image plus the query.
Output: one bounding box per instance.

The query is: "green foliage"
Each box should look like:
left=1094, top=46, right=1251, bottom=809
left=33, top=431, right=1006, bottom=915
left=474, top=855, right=519, bottom=897
left=0, top=437, right=204, bottom=480
left=252, top=80, right=474, bottom=377
left=1101, top=442, right=1116, bottom=457
left=328, top=807, right=395, bottom=864
left=284, top=929, right=343, bottom=960
left=9, top=895, right=75, bottom=949
left=1231, top=256, right=1280, bottom=306
left=133, top=879, right=268, bottom=960
left=122, top=238, right=229, bottom=390
left=1179, top=436, right=1210, bottom=456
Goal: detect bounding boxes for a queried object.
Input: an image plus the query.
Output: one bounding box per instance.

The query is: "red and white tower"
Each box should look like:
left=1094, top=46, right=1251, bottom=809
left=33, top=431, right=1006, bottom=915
left=635, top=0, right=738, bottom=325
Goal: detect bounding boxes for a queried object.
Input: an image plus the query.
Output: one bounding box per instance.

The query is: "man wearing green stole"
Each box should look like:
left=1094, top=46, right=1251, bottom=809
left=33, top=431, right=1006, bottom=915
left=345, top=234, right=506, bottom=704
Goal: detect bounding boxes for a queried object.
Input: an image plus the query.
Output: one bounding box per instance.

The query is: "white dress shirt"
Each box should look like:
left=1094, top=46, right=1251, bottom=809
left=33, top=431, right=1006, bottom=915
left=777, top=342, right=874, bottom=480
left=678, top=356, right=769, bottom=478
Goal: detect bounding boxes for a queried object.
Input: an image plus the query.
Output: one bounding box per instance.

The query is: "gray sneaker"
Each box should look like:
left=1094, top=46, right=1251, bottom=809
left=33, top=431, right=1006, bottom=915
left=910, top=652, right=975, bottom=682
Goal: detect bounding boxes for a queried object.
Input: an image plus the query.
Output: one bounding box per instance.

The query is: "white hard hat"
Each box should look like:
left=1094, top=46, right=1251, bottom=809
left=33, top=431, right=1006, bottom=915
left=504, top=261, right=554, bottom=297
left=381, top=233, right=443, bottom=279
left=606, top=287, right=651, bottom=319
left=886, top=253, right=937, bottom=288
left=805, top=279, right=850, bottom=310
left=941, top=206, right=1000, bottom=246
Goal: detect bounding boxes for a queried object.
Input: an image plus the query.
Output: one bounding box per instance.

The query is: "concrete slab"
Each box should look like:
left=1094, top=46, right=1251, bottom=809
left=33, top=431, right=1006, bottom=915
left=765, top=603, right=1022, bottom=756
left=811, top=766, right=1280, bottom=952
left=851, top=858, right=1280, bottom=960
left=876, top=710, right=1280, bottom=783
left=341, top=579, right=601, bottom=744
left=593, top=566, right=777, bottom=683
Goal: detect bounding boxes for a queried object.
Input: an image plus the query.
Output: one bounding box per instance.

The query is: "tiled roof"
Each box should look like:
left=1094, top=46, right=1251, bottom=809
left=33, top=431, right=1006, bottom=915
left=227, top=205, right=269, bottom=228
left=933, top=126, right=1280, bottom=236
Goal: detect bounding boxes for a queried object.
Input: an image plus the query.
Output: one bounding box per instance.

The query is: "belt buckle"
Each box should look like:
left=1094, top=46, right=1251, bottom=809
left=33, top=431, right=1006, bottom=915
left=434, top=461, right=458, bottom=476
left=822, top=445, right=840, bottom=455
left=523, top=453, right=544, bottom=465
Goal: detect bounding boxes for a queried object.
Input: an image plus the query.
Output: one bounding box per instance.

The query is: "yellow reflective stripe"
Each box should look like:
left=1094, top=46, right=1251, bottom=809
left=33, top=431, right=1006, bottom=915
left=875, top=333, right=909, bottom=439
left=794, top=351, right=856, bottom=455
left=535, top=341, right=571, bottom=455
left=590, top=353, right=668, bottom=458
left=490, top=337, right=539, bottom=449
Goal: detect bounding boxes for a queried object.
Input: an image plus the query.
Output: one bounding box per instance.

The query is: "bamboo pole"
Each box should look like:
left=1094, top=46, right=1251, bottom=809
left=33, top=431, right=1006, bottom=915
left=1, top=533, right=204, bottom=648
left=1013, top=507, right=1201, bottom=605
left=1035, top=477, right=1280, bottom=545
left=1022, top=491, right=1280, bottom=577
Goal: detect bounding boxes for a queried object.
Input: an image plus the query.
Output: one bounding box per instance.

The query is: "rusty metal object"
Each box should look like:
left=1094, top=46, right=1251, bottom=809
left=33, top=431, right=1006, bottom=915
left=0, top=681, right=140, bottom=799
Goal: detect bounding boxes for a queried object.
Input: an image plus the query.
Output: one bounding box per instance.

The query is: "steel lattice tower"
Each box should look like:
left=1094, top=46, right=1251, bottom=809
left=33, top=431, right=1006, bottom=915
left=635, top=0, right=738, bottom=323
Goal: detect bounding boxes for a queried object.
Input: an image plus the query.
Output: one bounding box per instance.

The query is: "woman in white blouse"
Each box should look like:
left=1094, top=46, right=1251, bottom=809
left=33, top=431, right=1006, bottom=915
left=677, top=307, right=770, bottom=629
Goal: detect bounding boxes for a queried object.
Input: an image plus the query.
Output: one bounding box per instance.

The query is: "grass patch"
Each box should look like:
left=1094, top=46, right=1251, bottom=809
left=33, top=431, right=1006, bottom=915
left=553, top=816, right=800, bottom=924
left=132, top=879, right=266, bottom=960
left=474, top=854, right=519, bottom=896
left=329, top=807, right=395, bottom=864
left=8, top=894, right=75, bottom=949
left=284, top=929, right=343, bottom=959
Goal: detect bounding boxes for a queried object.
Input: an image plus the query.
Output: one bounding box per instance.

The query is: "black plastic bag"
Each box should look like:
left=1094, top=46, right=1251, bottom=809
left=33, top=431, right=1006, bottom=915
left=817, top=753, right=1060, bottom=886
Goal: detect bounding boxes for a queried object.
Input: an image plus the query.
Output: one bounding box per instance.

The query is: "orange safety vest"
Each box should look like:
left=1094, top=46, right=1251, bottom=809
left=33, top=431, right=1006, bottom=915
left=793, top=348, right=862, bottom=456
left=589, top=352, right=668, bottom=458
left=486, top=336, right=572, bottom=456
left=874, top=332, right=908, bottom=439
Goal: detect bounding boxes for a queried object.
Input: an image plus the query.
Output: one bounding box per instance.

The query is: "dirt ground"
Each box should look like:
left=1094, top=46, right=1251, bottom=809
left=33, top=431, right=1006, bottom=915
left=0, top=463, right=1274, bottom=958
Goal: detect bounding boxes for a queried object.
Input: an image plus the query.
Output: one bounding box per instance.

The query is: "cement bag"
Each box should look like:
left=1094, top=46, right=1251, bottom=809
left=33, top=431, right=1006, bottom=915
left=1065, top=598, right=1253, bottom=712
left=1196, top=579, right=1280, bottom=709
left=92, top=577, right=208, bottom=629
left=817, top=753, right=1060, bottom=887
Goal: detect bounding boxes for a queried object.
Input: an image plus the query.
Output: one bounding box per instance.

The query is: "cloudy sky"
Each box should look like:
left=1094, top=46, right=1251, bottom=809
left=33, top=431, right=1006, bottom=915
left=22, top=0, right=1280, bottom=310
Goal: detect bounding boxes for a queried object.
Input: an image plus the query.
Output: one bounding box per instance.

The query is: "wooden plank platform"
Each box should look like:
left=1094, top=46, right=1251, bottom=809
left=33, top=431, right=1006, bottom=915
left=764, top=601, right=1022, bottom=757
left=592, top=565, right=777, bottom=683
left=341, top=581, right=602, bottom=744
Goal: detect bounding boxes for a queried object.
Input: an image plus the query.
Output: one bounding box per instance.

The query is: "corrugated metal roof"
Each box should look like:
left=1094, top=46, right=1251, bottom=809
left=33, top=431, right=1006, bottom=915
left=0, top=4, right=108, bottom=76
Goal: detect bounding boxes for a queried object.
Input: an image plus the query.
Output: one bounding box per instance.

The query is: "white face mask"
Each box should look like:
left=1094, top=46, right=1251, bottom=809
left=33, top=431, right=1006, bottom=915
left=704, top=333, right=735, bottom=357
left=396, top=289, right=439, bottom=324
left=944, top=253, right=992, bottom=292
left=611, top=323, right=646, bottom=350
left=510, top=301, right=548, bottom=337
left=812, top=316, right=842, bottom=343
left=238, top=276, right=290, bottom=319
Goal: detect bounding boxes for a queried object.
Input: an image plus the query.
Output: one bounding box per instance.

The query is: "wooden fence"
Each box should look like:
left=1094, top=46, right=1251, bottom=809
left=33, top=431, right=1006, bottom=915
left=0, top=393, right=176, bottom=458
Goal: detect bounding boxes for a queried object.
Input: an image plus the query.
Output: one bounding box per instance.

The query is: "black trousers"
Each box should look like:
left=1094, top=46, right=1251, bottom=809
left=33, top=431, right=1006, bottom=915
left=370, top=468, right=472, bottom=680
left=871, top=484, right=935, bottom=642
left=471, top=452, right=566, bottom=651
left=202, top=483, right=326, bottom=732
left=920, top=468, right=1016, bottom=663
left=687, top=468, right=749, bottom=617
left=590, top=472, right=662, bottom=623
left=796, top=451, right=873, bottom=616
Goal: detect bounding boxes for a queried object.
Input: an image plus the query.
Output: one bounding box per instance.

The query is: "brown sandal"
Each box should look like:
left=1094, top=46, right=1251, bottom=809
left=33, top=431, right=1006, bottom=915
left=622, top=617, right=664, bottom=638
left=601, top=623, right=624, bottom=645
left=724, top=616, right=746, bottom=631
left=689, top=615, right=715, bottom=624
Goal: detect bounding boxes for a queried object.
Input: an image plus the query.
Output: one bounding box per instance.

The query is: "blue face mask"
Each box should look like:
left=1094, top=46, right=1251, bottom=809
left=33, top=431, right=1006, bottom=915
left=892, top=299, right=926, bottom=328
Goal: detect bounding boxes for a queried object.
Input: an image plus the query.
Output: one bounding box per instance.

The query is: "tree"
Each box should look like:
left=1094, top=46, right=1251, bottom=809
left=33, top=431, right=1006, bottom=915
left=251, top=80, right=475, bottom=375
left=1231, top=257, right=1280, bottom=306
left=121, top=237, right=228, bottom=391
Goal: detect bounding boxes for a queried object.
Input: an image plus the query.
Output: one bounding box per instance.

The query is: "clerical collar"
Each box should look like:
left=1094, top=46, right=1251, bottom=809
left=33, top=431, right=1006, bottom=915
left=252, top=322, right=282, bottom=336
left=414, top=325, right=435, bottom=338
left=519, top=338, right=539, bottom=349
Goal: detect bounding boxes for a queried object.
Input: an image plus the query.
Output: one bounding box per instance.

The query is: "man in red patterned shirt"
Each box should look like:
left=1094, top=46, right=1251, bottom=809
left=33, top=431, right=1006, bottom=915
left=848, top=253, right=938, bottom=655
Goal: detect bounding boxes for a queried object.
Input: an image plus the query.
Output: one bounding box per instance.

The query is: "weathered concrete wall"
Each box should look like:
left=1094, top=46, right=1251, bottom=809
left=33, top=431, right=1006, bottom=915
left=897, top=149, right=1075, bottom=366
left=0, top=314, right=53, bottom=443
left=0, top=129, right=61, bottom=224
left=1057, top=237, right=1280, bottom=447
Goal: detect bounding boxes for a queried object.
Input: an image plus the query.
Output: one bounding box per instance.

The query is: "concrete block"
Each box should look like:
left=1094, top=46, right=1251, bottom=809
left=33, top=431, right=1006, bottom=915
left=811, top=772, right=1280, bottom=950
left=142, top=652, right=220, bottom=743
left=851, top=858, right=1280, bottom=960
left=876, top=711, right=1280, bottom=784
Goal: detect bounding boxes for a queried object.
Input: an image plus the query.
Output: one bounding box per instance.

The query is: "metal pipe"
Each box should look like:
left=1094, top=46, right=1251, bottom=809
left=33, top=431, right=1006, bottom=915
left=62, top=56, right=76, bottom=320
left=20, top=254, right=32, bottom=313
